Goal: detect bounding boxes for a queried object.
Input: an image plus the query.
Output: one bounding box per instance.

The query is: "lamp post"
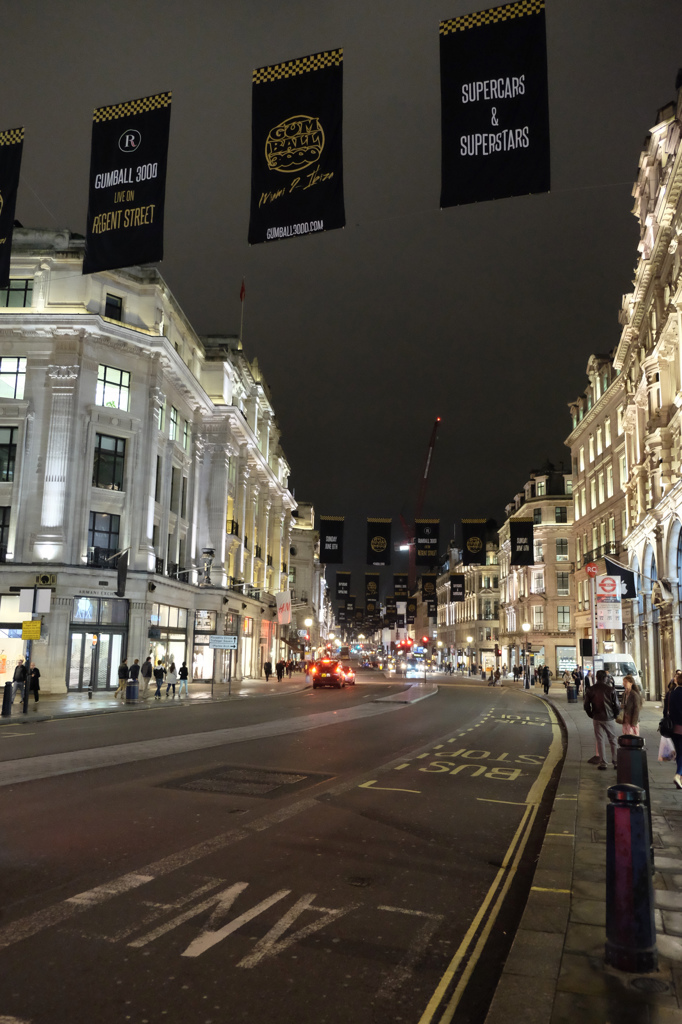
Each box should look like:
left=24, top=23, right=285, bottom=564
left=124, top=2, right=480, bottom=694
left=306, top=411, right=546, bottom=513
left=522, top=622, right=531, bottom=689
left=466, top=635, right=473, bottom=677
left=304, top=617, right=313, bottom=660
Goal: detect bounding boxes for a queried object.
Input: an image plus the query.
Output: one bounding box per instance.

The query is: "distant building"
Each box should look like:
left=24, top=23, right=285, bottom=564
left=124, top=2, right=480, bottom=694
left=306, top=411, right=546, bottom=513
left=288, top=503, right=333, bottom=658
left=0, top=228, right=296, bottom=691
left=498, top=464, right=575, bottom=676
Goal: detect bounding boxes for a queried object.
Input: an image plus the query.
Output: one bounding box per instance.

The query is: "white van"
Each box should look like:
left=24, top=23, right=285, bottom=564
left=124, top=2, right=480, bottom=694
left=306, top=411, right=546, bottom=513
left=598, top=653, right=642, bottom=693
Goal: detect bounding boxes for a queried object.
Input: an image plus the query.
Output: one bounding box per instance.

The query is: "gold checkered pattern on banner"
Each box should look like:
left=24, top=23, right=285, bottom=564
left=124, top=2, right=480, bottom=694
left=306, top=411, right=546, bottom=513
left=253, top=49, right=342, bottom=85
left=0, top=127, right=24, bottom=147
left=93, top=92, right=172, bottom=123
left=321, top=515, right=345, bottom=521
left=441, top=0, right=544, bottom=35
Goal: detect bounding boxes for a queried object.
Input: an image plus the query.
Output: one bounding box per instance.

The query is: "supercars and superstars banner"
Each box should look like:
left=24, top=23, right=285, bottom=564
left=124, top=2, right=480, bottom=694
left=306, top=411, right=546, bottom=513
left=462, top=518, right=486, bottom=565
left=440, top=0, right=549, bottom=208
left=336, top=572, right=351, bottom=601
left=450, top=573, right=465, bottom=602
left=394, top=574, right=409, bottom=601
left=0, top=127, right=24, bottom=289
left=510, top=517, right=534, bottom=566
left=367, top=518, right=391, bottom=566
left=365, top=573, right=380, bottom=603
left=421, top=574, right=437, bottom=602
left=319, top=515, right=344, bottom=563
left=83, top=92, right=172, bottom=275
left=415, top=519, right=440, bottom=566
left=249, top=49, right=345, bottom=245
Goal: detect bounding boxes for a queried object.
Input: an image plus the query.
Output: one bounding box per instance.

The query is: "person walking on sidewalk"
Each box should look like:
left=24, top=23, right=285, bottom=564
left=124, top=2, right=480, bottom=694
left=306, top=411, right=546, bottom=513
left=130, top=659, right=140, bottom=690
left=29, top=661, right=40, bottom=709
left=178, top=661, right=189, bottom=696
left=140, top=656, right=153, bottom=694
left=114, top=659, right=129, bottom=699
left=542, top=665, right=551, bottom=695
left=584, top=669, right=620, bottom=770
left=153, top=660, right=166, bottom=699
left=12, top=658, right=27, bottom=704
left=264, top=660, right=272, bottom=682
left=166, top=661, right=177, bottom=697
left=621, top=674, right=642, bottom=736
left=664, top=676, right=682, bottom=788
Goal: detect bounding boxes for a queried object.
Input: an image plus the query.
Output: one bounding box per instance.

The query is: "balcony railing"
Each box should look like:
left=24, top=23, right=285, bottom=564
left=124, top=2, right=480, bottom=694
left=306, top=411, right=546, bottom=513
left=227, top=519, right=240, bottom=537
left=225, top=577, right=261, bottom=601
left=167, top=561, right=178, bottom=579
left=580, top=541, right=619, bottom=567
left=155, top=556, right=164, bottom=575
left=88, top=546, right=119, bottom=569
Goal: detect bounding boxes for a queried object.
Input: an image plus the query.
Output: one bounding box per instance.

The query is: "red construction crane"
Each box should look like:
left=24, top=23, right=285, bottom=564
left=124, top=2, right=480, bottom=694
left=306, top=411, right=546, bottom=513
left=400, top=417, right=441, bottom=589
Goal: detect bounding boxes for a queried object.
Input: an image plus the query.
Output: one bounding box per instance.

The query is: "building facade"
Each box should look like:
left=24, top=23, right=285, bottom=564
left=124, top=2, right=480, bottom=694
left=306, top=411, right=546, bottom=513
left=443, top=539, right=500, bottom=673
left=288, top=503, right=333, bottom=658
left=0, top=228, right=296, bottom=692
left=498, top=465, right=576, bottom=676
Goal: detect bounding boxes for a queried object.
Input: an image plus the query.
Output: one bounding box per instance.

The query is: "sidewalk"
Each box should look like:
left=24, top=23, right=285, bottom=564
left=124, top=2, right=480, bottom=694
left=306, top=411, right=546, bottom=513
left=486, top=678, right=682, bottom=1024
left=0, top=675, right=311, bottom=725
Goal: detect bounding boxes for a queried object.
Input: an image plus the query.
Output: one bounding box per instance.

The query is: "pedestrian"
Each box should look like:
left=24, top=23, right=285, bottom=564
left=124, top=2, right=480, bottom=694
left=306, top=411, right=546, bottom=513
left=276, top=659, right=285, bottom=681
left=166, top=660, right=177, bottom=697
left=29, top=661, right=40, bottom=709
left=178, top=661, right=189, bottom=696
left=562, top=669, right=572, bottom=688
left=114, top=658, right=129, bottom=698
left=11, top=658, right=27, bottom=704
left=264, top=660, right=272, bottom=681
left=140, top=656, right=153, bottom=694
left=153, top=660, right=166, bottom=698
left=584, top=669, right=620, bottom=769
left=621, top=674, right=642, bottom=736
left=494, top=667, right=501, bottom=686
left=287, top=659, right=293, bottom=678
left=542, top=665, right=551, bottom=695
left=130, top=658, right=140, bottom=690
left=664, top=675, right=682, bottom=788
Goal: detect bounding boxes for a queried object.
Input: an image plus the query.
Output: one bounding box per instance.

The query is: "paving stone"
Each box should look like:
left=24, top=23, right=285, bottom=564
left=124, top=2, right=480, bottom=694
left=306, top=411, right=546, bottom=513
left=485, top=973, right=555, bottom=1024
left=521, top=891, right=570, bottom=934
left=552, top=989, right=680, bottom=1023
left=564, top=922, right=606, bottom=957
left=574, top=843, right=606, bottom=867
left=504, top=929, right=565, bottom=979
left=572, top=880, right=606, bottom=901
left=661, top=910, right=682, bottom=937
left=570, top=899, right=606, bottom=927
left=655, top=857, right=682, bottom=872
left=657, top=933, right=682, bottom=962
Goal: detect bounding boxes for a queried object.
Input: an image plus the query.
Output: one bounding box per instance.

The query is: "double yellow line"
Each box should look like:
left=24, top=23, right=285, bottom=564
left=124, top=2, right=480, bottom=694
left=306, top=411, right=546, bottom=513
left=418, top=710, right=563, bottom=1024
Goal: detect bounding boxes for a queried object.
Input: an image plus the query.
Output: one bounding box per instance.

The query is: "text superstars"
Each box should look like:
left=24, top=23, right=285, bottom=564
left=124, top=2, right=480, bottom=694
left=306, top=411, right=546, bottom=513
left=461, top=76, right=525, bottom=104
left=460, top=127, right=529, bottom=157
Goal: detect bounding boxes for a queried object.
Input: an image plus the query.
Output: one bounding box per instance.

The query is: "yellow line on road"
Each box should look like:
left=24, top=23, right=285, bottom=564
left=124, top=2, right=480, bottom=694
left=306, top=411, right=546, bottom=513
left=477, top=798, right=527, bottom=806
left=394, top=763, right=411, bottom=770
left=531, top=886, right=571, bottom=893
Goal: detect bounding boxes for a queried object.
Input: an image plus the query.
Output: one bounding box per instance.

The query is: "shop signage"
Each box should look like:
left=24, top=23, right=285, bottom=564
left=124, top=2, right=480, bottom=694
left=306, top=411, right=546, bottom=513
left=208, top=634, right=238, bottom=650
left=596, top=574, right=622, bottom=630
left=22, top=620, right=41, bottom=640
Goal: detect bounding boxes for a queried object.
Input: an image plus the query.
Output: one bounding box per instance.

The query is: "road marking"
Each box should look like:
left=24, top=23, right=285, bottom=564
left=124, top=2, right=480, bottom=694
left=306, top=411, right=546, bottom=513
left=376, top=906, right=444, bottom=1000
left=394, top=763, right=411, bottom=770
left=531, top=886, right=571, bottom=894
left=416, top=753, right=429, bottom=759
left=546, top=833, right=574, bottom=838
left=236, top=894, right=359, bottom=969
left=555, top=796, right=577, bottom=801
left=477, top=798, right=527, bottom=806
left=1, top=733, right=35, bottom=738
left=0, top=1016, right=32, bottom=1023
left=434, top=744, right=443, bottom=749
left=359, top=780, right=421, bottom=794
left=181, top=885, right=289, bottom=958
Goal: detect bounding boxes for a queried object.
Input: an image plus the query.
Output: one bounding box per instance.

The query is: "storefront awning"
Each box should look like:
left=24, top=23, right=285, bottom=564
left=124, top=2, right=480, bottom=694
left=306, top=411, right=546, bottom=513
left=281, top=637, right=304, bottom=653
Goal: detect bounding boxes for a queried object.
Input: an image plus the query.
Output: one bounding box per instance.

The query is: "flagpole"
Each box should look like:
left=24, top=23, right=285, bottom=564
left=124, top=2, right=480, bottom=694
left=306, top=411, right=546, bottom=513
left=239, top=278, right=246, bottom=346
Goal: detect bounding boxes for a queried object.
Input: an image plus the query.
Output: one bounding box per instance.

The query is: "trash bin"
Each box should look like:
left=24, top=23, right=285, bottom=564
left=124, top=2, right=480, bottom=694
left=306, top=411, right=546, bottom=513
left=567, top=683, right=578, bottom=703
left=125, top=679, right=139, bottom=703
left=1, top=680, right=12, bottom=716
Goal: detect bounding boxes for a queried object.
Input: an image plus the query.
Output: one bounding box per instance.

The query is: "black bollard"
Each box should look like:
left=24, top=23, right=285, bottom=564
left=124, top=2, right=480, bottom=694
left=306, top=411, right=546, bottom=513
left=567, top=683, right=578, bottom=703
left=605, top=783, right=657, bottom=973
left=617, top=735, right=653, bottom=866
left=1, top=680, right=12, bottom=717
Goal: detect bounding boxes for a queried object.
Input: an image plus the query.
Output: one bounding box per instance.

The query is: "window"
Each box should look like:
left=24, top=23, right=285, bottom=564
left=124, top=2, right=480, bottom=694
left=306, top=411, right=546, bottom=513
left=104, top=294, right=122, bottom=321
left=557, top=572, right=570, bottom=596
left=598, top=472, right=605, bottom=503
left=556, top=538, right=569, bottom=561
left=534, top=540, right=543, bottom=562
left=590, top=478, right=597, bottom=509
left=574, top=495, right=580, bottom=521
left=579, top=446, right=585, bottom=472
left=92, top=434, right=126, bottom=491
left=565, top=479, right=573, bottom=494
left=607, top=465, right=614, bottom=498
left=155, top=456, right=162, bottom=502
left=581, top=487, right=586, bottom=516
left=617, top=405, right=624, bottom=435
left=602, top=372, right=609, bottom=394
left=157, top=401, right=165, bottom=431
left=536, top=480, right=546, bottom=496
left=609, top=516, right=616, bottom=542
left=0, top=279, right=32, bottom=307
left=169, top=406, right=178, bottom=442
left=0, top=427, right=17, bottom=482
left=620, top=454, right=627, bottom=488
left=0, top=505, right=9, bottom=560
left=532, top=605, right=544, bottom=629
left=596, top=426, right=603, bottom=455
left=605, top=417, right=612, bottom=448
left=555, top=506, right=567, bottom=524
left=170, top=467, right=180, bottom=510
left=583, top=579, right=590, bottom=608
left=600, top=521, right=607, bottom=547
left=183, top=420, right=190, bottom=450
left=531, top=570, right=544, bottom=594
left=621, top=508, right=627, bottom=537
left=533, top=508, right=542, bottom=524
left=96, top=365, right=130, bottom=411
left=589, top=435, right=595, bottom=462
left=88, top=511, right=120, bottom=557
left=576, top=536, right=581, bottom=564
left=557, top=606, right=571, bottom=631
left=0, top=357, right=26, bottom=399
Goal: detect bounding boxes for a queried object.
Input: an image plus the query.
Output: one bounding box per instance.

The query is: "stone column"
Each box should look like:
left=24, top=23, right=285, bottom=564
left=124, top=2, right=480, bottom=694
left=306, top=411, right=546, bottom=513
left=261, top=498, right=272, bottom=591
left=246, top=483, right=260, bottom=586
left=35, top=364, right=80, bottom=561
left=206, top=443, right=230, bottom=587
left=189, top=433, right=206, bottom=583
left=237, top=457, right=250, bottom=578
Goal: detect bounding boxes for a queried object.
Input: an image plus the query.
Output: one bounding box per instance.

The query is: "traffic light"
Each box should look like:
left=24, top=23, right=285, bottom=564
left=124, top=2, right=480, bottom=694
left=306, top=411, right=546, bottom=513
left=421, top=636, right=429, bottom=644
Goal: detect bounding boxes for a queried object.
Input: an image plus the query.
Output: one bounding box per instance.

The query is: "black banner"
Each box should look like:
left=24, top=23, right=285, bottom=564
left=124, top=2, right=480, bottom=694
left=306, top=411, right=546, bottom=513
left=604, top=555, right=638, bottom=600
left=421, top=574, right=437, bottom=602
left=84, top=92, right=172, bottom=275
left=462, top=519, right=486, bottom=565
left=510, top=518, right=534, bottom=566
left=397, top=614, right=405, bottom=629
left=319, top=515, right=344, bottom=563
left=450, top=573, right=465, bottom=602
left=249, top=50, right=345, bottom=245
left=0, top=127, right=24, bottom=289
left=367, top=518, right=391, bottom=566
left=415, top=519, right=440, bottom=565
left=354, top=608, right=364, bottom=624
left=406, top=598, right=417, bottom=624
left=440, top=0, right=549, bottom=208
left=366, top=599, right=377, bottom=616
left=336, top=572, right=351, bottom=601
left=116, top=549, right=129, bottom=598
left=394, top=573, right=408, bottom=600
left=338, top=609, right=347, bottom=624
left=345, top=596, right=356, bottom=615
left=365, top=573, right=380, bottom=603
left=427, top=599, right=437, bottom=617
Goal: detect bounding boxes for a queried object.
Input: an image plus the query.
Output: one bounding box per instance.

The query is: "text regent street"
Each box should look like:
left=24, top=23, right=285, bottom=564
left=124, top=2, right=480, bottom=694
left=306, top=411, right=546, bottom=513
left=91, top=204, right=156, bottom=234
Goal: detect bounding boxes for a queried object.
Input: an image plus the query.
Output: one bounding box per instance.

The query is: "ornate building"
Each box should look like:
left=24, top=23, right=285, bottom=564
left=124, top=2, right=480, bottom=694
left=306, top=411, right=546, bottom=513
left=0, top=228, right=296, bottom=691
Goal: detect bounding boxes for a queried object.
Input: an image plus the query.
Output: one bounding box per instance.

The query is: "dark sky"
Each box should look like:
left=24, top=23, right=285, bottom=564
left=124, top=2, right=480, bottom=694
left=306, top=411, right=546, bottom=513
left=4, top=0, right=682, bottom=587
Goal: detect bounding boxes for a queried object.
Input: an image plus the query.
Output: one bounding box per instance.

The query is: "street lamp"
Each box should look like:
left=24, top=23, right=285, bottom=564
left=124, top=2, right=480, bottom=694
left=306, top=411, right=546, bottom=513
left=304, top=618, right=313, bottom=659
left=522, top=622, right=531, bottom=689
left=466, top=635, right=473, bottom=677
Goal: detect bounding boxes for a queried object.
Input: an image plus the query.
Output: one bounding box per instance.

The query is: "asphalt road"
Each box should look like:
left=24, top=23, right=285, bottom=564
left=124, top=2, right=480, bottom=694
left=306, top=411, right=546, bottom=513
left=0, top=672, right=564, bottom=1024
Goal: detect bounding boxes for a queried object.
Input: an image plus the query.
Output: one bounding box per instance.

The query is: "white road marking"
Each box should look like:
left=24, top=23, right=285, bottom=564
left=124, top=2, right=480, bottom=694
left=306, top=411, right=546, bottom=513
left=375, top=906, right=444, bottom=999
left=237, top=894, right=359, bottom=969
left=181, top=885, right=289, bottom=958
left=0, top=1017, right=32, bottom=1023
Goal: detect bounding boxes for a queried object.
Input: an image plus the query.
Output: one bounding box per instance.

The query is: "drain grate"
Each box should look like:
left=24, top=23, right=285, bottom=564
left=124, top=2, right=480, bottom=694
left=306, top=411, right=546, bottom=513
left=630, top=977, right=670, bottom=994
left=161, top=765, right=331, bottom=799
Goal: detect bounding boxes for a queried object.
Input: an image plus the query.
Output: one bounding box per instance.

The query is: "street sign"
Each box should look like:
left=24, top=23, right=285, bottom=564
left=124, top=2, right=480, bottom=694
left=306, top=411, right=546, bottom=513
left=585, top=562, right=598, bottom=578
left=208, top=634, right=238, bottom=650
left=596, top=575, right=622, bottom=629
left=22, top=620, right=41, bottom=640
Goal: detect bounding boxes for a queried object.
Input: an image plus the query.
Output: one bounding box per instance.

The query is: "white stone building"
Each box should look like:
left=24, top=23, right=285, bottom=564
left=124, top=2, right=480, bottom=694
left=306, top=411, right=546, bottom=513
left=0, top=228, right=296, bottom=692
left=287, top=502, right=333, bottom=659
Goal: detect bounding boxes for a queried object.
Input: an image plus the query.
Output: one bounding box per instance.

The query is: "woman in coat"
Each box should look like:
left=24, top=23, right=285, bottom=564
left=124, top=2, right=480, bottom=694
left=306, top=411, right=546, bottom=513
left=664, top=672, right=682, bottom=788
left=166, top=661, right=177, bottom=697
left=29, top=661, right=40, bottom=709
left=621, top=674, right=642, bottom=735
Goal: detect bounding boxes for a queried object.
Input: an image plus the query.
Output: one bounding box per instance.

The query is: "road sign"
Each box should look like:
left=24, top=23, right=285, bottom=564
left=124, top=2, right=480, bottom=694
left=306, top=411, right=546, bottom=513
left=596, top=576, right=618, bottom=597
left=22, top=620, right=41, bottom=640
left=208, top=634, right=238, bottom=650
left=585, top=562, right=598, bottom=578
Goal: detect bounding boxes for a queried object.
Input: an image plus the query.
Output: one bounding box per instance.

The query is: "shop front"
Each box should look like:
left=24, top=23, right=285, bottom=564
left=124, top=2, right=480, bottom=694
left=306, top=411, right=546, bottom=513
left=0, top=595, right=27, bottom=690
left=149, top=602, right=189, bottom=671
left=67, top=595, right=128, bottom=691
left=192, top=609, right=217, bottom=680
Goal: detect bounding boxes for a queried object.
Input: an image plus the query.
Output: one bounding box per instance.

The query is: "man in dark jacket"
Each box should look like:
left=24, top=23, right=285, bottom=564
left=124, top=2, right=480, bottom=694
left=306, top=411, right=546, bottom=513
left=584, top=669, right=620, bottom=769
left=140, top=656, right=153, bottom=694
left=12, top=658, right=27, bottom=703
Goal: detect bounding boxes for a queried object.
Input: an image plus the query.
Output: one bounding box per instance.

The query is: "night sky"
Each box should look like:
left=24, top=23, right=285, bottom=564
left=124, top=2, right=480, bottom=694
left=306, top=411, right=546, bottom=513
left=4, top=1, right=682, bottom=589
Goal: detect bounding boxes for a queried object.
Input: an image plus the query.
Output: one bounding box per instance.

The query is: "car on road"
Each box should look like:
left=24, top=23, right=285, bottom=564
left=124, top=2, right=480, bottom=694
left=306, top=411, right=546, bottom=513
left=311, top=659, right=350, bottom=688
left=341, top=663, right=356, bottom=685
